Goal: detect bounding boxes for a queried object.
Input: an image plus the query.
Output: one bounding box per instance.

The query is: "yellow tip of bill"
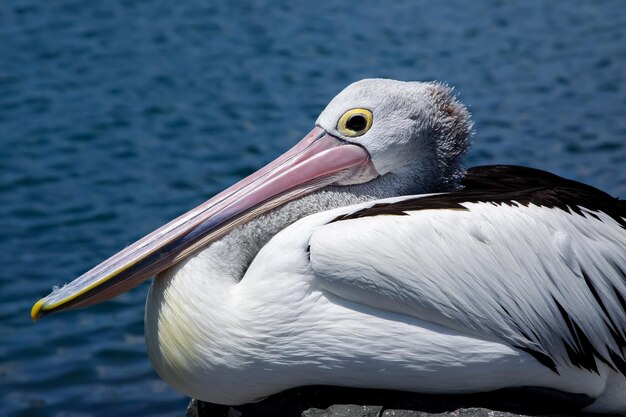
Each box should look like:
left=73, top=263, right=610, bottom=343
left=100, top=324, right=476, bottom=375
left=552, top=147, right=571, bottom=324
left=31, top=298, right=46, bottom=321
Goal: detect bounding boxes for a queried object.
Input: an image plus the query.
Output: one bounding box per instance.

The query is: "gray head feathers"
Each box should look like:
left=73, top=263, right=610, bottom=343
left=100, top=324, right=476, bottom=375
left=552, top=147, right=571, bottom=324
left=317, top=78, right=473, bottom=192
left=422, top=82, right=473, bottom=189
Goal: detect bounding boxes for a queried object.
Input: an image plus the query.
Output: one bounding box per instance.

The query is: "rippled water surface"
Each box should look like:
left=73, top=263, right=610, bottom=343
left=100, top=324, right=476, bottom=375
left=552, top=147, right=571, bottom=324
left=1, top=1, right=625, bottom=416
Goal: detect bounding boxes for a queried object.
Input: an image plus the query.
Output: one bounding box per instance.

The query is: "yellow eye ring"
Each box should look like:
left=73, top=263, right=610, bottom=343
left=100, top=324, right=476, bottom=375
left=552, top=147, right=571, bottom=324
left=337, top=108, right=373, bottom=137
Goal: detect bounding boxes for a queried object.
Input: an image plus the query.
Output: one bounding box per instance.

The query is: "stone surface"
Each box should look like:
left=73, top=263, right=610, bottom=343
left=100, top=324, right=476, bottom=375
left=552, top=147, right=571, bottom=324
left=302, top=404, right=383, bottom=417
left=381, top=409, right=528, bottom=417
left=186, top=401, right=536, bottom=417
left=185, top=386, right=596, bottom=417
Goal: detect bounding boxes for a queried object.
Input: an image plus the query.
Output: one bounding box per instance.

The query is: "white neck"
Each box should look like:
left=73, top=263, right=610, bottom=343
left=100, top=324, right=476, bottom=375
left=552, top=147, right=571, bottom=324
left=143, top=171, right=489, bottom=403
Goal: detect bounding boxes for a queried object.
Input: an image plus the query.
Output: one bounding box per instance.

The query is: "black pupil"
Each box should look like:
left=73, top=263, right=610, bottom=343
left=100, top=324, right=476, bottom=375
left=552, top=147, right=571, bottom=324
left=346, top=114, right=367, bottom=131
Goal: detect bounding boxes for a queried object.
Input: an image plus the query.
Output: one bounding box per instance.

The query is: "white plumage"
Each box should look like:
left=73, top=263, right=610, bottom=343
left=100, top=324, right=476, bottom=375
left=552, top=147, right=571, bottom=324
left=144, top=193, right=626, bottom=413
left=34, top=79, right=626, bottom=414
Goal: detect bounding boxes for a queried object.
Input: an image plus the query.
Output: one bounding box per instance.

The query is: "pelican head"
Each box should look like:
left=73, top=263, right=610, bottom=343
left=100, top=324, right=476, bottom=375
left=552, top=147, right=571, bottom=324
left=318, top=79, right=471, bottom=188
left=31, top=79, right=471, bottom=319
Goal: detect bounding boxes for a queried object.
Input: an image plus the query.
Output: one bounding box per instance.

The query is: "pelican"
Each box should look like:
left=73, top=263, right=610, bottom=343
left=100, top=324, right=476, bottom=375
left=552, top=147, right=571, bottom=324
left=32, top=79, right=626, bottom=414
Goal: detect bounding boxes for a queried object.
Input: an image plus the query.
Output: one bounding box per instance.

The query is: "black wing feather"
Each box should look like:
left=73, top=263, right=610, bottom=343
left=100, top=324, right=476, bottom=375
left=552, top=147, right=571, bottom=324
left=334, top=165, right=626, bottom=228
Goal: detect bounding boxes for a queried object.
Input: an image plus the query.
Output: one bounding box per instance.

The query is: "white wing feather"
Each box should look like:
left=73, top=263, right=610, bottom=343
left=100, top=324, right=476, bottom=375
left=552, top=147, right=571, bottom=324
left=309, top=199, right=626, bottom=374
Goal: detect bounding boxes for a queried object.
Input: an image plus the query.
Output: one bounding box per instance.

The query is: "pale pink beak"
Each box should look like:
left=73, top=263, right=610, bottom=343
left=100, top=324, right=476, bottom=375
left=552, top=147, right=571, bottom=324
left=32, top=127, right=378, bottom=319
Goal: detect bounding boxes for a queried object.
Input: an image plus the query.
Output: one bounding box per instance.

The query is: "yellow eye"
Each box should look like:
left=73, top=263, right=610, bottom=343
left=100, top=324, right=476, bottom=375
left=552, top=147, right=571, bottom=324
left=337, top=108, right=373, bottom=137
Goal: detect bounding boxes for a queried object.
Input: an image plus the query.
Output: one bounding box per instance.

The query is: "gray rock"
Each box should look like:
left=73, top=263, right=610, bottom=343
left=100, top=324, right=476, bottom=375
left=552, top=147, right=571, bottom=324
left=186, top=402, right=532, bottom=417
left=382, top=409, right=528, bottom=417
left=302, top=404, right=383, bottom=417
left=185, top=385, right=595, bottom=417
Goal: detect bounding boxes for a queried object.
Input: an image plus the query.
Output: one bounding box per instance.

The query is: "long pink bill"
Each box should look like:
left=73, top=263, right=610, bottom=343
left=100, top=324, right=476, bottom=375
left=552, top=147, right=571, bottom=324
left=32, top=127, right=377, bottom=319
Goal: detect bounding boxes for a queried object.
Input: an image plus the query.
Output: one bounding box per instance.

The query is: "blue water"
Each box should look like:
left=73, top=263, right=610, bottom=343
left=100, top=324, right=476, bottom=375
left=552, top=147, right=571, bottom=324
left=1, top=1, right=625, bottom=416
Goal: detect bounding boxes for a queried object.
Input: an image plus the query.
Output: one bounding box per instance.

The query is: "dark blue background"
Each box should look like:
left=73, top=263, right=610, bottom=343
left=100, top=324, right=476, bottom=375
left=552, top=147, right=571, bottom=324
left=1, top=1, right=625, bottom=416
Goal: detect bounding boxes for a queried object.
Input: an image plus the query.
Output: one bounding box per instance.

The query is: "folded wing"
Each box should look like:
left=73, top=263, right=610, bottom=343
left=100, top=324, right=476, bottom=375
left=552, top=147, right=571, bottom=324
left=309, top=166, right=626, bottom=375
